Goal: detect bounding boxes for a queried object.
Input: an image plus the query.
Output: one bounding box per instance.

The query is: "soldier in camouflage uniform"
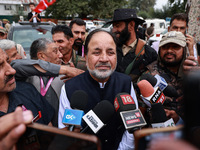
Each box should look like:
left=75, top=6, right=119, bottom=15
left=139, top=31, right=187, bottom=124
left=109, top=9, right=158, bottom=83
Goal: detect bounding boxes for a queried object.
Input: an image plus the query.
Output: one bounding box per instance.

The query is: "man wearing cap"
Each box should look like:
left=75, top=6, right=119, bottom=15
left=110, top=8, right=158, bottom=82
left=141, top=31, right=187, bottom=124
left=0, top=26, right=7, bottom=39
left=2, top=19, right=10, bottom=32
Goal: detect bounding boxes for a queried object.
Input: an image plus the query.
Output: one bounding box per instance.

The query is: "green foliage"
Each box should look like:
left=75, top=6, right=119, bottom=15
left=138, top=11, right=151, bottom=19
left=128, top=0, right=156, bottom=12
left=45, top=0, right=127, bottom=19
left=44, top=0, right=187, bottom=20
left=150, top=0, right=187, bottom=19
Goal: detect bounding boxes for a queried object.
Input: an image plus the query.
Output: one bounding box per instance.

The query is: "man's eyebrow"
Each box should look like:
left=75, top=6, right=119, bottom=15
left=107, top=48, right=115, bottom=50
left=0, top=56, right=7, bottom=65
left=11, top=52, right=17, bottom=58
left=94, top=47, right=101, bottom=50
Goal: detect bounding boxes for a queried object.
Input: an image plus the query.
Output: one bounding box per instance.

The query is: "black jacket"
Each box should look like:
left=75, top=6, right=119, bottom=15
left=27, top=12, right=41, bottom=22
left=116, top=39, right=158, bottom=82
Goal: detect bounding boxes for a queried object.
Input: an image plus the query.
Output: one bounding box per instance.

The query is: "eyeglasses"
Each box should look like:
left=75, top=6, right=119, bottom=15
left=161, top=43, right=183, bottom=51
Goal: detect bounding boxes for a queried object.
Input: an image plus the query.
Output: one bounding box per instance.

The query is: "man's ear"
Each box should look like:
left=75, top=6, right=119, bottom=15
left=37, top=52, right=45, bottom=60
left=69, top=38, right=74, bottom=46
left=128, top=21, right=135, bottom=31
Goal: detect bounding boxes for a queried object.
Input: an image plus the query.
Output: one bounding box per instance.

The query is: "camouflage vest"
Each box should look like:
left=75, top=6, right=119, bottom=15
left=145, top=61, right=184, bottom=119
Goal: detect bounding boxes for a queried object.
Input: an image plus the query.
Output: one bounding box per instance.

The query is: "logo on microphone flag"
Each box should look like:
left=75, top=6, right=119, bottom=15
left=120, top=109, right=146, bottom=130
left=65, top=111, right=76, bottom=121
left=62, top=109, right=84, bottom=127
left=34, top=0, right=56, bottom=13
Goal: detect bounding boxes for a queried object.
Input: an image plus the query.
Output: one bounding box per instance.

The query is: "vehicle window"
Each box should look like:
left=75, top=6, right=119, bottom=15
left=161, top=29, right=168, bottom=34
left=102, top=23, right=111, bottom=28
left=160, top=23, right=165, bottom=29
left=13, top=29, right=52, bottom=49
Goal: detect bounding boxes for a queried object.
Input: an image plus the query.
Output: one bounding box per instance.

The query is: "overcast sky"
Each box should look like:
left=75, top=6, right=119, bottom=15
left=154, top=0, right=168, bottom=9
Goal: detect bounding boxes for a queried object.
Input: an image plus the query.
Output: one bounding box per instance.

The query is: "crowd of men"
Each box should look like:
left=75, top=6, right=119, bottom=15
left=0, top=6, right=199, bottom=150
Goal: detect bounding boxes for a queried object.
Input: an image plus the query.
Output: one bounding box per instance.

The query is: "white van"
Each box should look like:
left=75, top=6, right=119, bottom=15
left=93, top=20, right=105, bottom=28
left=84, top=20, right=96, bottom=32
left=57, top=20, right=71, bottom=26
left=145, top=19, right=167, bottom=34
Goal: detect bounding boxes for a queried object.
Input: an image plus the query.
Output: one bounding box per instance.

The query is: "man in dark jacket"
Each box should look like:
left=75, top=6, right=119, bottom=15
left=109, top=9, right=158, bottom=82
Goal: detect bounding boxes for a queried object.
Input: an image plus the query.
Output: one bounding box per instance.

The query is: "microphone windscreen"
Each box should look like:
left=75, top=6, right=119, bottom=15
left=93, top=100, right=115, bottom=124
left=151, top=103, right=167, bottom=123
left=137, top=80, right=154, bottom=97
left=140, top=73, right=157, bottom=86
left=163, top=85, right=178, bottom=98
left=114, top=93, right=136, bottom=113
left=70, top=90, right=88, bottom=110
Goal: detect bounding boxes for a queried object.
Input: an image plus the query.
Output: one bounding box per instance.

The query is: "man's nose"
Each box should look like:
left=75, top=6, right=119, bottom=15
left=78, top=33, right=82, bottom=38
left=167, top=46, right=174, bottom=52
left=99, top=53, right=109, bottom=62
left=177, top=28, right=181, bottom=32
left=58, top=50, right=63, bottom=59
left=6, top=62, right=16, bottom=76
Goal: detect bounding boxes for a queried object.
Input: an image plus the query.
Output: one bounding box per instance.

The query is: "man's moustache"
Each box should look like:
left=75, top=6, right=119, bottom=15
left=164, top=53, right=176, bottom=57
left=75, top=38, right=84, bottom=43
left=114, top=31, right=121, bottom=35
left=95, top=63, right=111, bottom=68
left=5, top=75, right=14, bottom=83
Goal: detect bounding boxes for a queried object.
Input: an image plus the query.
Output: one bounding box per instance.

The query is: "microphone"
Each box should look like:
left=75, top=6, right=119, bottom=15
left=140, top=73, right=178, bottom=98
left=151, top=103, right=175, bottom=128
left=114, top=93, right=146, bottom=133
left=62, top=90, right=88, bottom=131
left=137, top=80, right=166, bottom=107
left=81, top=100, right=115, bottom=134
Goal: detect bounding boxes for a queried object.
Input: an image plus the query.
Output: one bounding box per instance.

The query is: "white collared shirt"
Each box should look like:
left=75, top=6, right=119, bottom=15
left=58, top=81, right=137, bottom=149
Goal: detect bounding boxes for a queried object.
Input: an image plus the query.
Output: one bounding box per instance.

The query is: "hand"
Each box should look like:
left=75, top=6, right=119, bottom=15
left=69, top=62, right=75, bottom=68
left=164, top=109, right=179, bottom=124
left=183, top=56, right=199, bottom=73
left=59, top=66, right=84, bottom=80
left=0, top=107, right=33, bottom=150
left=186, top=34, right=195, bottom=56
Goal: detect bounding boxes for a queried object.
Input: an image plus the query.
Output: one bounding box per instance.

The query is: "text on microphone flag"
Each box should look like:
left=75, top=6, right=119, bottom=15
left=114, top=98, right=120, bottom=111
left=120, top=94, right=135, bottom=105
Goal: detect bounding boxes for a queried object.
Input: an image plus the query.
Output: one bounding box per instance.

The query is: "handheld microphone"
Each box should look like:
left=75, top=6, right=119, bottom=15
left=114, top=93, right=146, bottom=133
left=137, top=80, right=166, bottom=107
left=62, top=90, right=88, bottom=131
left=151, top=103, right=175, bottom=128
left=81, top=100, right=115, bottom=134
left=140, top=73, right=178, bottom=97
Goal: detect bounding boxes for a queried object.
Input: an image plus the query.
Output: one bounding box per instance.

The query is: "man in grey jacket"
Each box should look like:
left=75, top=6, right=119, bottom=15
left=11, top=38, right=84, bottom=127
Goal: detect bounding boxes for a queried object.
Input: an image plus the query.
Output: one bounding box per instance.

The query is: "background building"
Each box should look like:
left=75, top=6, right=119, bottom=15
left=0, top=0, right=47, bottom=23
